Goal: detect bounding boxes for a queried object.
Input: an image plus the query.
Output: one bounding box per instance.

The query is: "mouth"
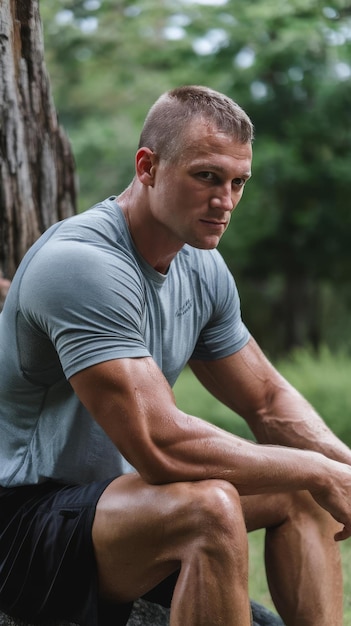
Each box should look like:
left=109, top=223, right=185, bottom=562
left=200, top=219, right=228, bottom=228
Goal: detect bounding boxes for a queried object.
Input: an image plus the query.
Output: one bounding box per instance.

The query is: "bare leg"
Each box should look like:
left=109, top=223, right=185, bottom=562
left=92, top=473, right=252, bottom=626
left=242, top=491, right=343, bottom=626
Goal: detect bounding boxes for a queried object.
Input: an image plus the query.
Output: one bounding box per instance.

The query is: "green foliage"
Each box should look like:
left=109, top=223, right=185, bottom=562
left=173, top=365, right=255, bottom=440
left=276, top=346, right=351, bottom=446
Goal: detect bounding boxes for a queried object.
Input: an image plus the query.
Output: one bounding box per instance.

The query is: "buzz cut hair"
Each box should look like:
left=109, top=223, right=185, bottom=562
left=138, top=85, right=254, bottom=162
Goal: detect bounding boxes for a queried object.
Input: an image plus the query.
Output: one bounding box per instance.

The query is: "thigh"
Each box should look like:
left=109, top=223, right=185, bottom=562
left=92, top=473, right=239, bottom=604
left=240, top=489, right=337, bottom=534
left=240, top=491, right=296, bottom=532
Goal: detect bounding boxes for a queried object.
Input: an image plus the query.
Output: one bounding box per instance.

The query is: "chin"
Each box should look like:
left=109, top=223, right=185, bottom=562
left=189, top=239, right=221, bottom=250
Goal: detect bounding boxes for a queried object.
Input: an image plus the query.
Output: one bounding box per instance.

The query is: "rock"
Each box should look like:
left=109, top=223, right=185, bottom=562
left=0, top=598, right=284, bottom=626
left=126, top=598, right=285, bottom=625
left=0, top=613, right=68, bottom=626
left=250, top=599, right=285, bottom=626
left=127, top=599, right=169, bottom=625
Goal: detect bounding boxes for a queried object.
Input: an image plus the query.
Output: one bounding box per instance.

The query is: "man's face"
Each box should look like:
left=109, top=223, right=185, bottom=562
left=147, top=118, right=252, bottom=250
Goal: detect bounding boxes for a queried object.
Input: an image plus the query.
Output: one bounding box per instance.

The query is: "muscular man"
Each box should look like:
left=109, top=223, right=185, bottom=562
left=0, top=85, right=350, bottom=626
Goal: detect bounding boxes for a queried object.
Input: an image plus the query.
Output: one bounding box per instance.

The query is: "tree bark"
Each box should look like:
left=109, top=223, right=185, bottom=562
left=0, top=0, right=76, bottom=283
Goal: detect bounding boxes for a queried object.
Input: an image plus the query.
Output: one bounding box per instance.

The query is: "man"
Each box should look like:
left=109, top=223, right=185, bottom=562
left=0, top=85, right=351, bottom=626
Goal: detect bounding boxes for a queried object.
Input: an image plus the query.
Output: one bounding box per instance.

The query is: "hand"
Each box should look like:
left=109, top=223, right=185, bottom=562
left=311, top=459, right=351, bottom=541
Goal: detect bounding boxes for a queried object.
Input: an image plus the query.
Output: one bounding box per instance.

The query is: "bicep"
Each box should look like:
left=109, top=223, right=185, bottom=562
left=69, top=356, right=179, bottom=477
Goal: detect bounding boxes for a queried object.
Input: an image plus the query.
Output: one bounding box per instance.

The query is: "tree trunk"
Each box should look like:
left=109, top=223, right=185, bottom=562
left=0, top=0, right=76, bottom=285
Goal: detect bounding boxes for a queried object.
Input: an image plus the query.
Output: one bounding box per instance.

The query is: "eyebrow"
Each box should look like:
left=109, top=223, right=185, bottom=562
left=193, top=162, right=252, bottom=180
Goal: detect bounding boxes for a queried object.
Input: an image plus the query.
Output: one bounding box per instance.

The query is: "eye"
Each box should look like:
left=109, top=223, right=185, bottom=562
left=197, top=171, right=219, bottom=183
left=232, top=177, right=245, bottom=188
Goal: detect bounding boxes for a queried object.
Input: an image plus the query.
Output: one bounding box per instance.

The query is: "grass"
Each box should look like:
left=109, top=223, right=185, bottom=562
left=173, top=352, right=351, bottom=622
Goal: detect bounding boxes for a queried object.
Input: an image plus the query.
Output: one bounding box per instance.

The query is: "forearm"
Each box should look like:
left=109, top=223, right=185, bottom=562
left=190, top=344, right=351, bottom=468
left=245, top=381, right=351, bottom=466
left=142, top=406, right=351, bottom=540
left=149, top=407, right=331, bottom=495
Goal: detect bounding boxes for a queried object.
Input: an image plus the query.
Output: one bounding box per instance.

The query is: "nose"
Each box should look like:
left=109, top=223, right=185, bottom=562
left=210, top=184, right=234, bottom=212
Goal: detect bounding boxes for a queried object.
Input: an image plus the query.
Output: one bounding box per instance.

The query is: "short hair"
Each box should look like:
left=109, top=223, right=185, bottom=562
left=138, top=85, right=254, bottom=162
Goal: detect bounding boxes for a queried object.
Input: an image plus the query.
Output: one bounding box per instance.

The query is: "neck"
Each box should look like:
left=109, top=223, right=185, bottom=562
left=117, top=183, right=182, bottom=274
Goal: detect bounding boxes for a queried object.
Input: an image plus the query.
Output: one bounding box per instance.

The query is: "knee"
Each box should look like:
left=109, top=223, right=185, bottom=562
left=183, top=479, right=246, bottom=543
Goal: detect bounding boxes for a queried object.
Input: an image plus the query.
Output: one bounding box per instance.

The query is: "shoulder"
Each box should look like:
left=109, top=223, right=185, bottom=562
left=19, top=201, right=145, bottom=322
left=29, top=199, right=140, bottom=277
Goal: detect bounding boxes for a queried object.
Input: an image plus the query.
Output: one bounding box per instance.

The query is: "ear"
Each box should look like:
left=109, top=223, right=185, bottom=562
left=135, top=148, right=158, bottom=187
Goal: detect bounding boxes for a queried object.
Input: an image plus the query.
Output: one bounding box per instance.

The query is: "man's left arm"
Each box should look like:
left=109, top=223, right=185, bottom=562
left=189, top=336, right=351, bottom=466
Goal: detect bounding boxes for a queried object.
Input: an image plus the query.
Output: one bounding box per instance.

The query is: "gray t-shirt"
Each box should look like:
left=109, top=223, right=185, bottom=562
left=0, top=198, right=250, bottom=486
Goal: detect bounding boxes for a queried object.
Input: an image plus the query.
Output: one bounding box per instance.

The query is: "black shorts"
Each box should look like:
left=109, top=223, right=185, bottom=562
left=0, top=479, right=177, bottom=626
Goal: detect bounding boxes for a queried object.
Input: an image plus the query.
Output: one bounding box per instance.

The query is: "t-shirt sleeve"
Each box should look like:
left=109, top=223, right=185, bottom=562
left=20, top=240, right=151, bottom=379
left=191, top=251, right=250, bottom=360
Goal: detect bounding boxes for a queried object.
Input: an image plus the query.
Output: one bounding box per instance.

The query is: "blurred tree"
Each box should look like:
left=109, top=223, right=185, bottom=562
left=40, top=0, right=351, bottom=353
left=0, top=0, right=76, bottom=287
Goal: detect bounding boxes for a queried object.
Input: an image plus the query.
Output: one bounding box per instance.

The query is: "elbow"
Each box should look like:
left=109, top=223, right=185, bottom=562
left=124, top=439, right=183, bottom=485
left=137, top=453, right=183, bottom=485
